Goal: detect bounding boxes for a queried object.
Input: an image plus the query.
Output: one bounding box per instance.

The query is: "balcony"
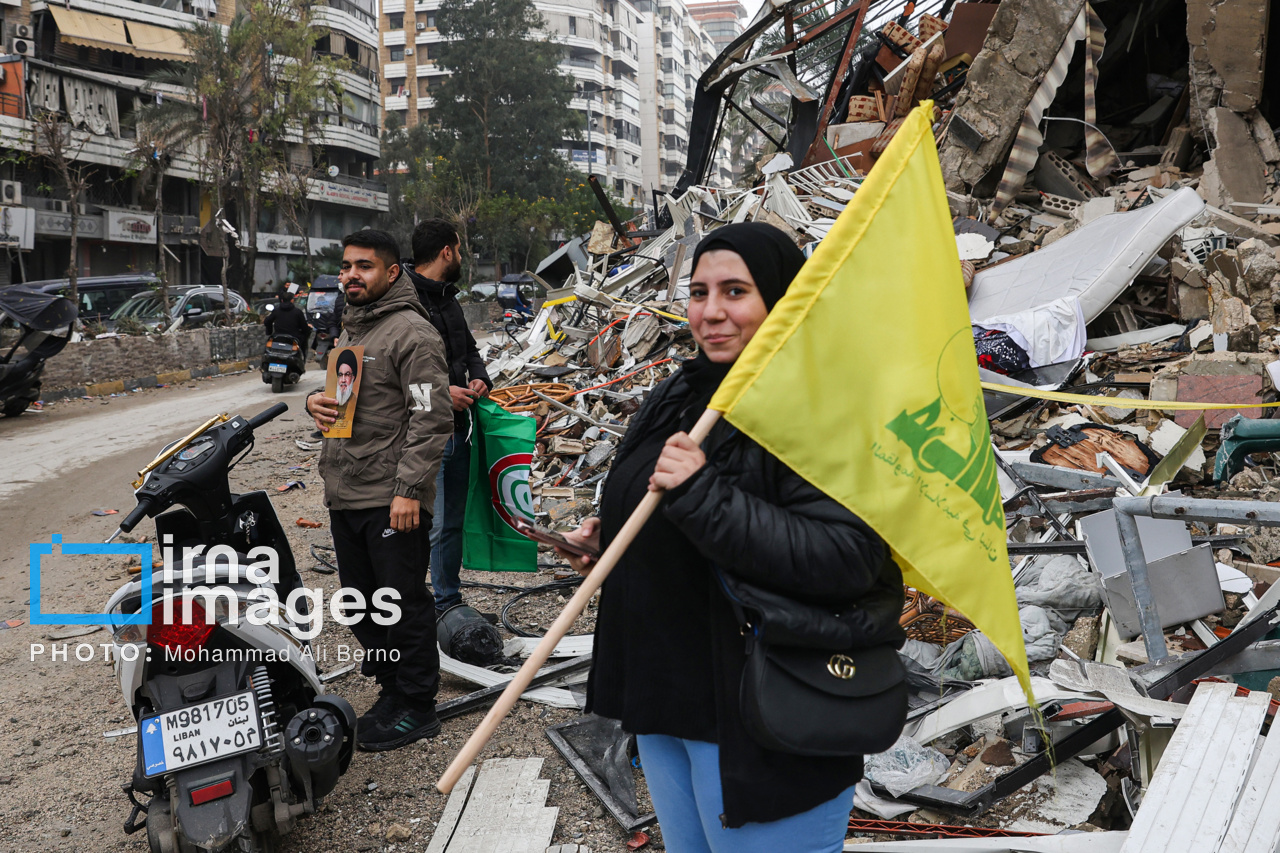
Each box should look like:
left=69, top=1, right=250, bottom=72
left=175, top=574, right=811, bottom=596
left=385, top=94, right=409, bottom=111
left=313, top=119, right=380, bottom=158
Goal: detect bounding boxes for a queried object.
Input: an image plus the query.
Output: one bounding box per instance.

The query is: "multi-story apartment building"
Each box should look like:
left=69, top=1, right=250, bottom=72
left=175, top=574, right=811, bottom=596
left=381, top=0, right=645, bottom=202
left=0, top=0, right=387, bottom=289
left=687, top=0, right=745, bottom=52
left=633, top=0, right=725, bottom=193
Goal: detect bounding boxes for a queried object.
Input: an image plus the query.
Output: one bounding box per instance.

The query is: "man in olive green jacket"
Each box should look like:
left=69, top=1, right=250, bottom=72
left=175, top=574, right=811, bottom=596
left=306, top=229, right=452, bottom=752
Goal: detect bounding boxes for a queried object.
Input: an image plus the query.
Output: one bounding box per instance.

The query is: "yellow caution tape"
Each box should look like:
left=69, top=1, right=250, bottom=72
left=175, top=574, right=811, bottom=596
left=980, top=381, right=1280, bottom=411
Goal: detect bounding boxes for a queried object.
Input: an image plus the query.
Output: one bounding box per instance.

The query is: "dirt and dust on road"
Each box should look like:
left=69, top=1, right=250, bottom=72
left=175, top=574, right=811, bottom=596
left=0, top=369, right=655, bottom=852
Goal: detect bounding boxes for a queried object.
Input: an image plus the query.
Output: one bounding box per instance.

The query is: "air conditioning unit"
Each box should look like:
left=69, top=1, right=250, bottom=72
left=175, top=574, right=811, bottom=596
left=0, top=181, right=20, bottom=205
left=404, top=48, right=413, bottom=55
left=194, top=7, right=208, bottom=17
left=50, top=199, right=68, bottom=213
left=15, top=24, right=33, bottom=39
left=9, top=38, right=34, bottom=58
left=416, top=22, right=426, bottom=30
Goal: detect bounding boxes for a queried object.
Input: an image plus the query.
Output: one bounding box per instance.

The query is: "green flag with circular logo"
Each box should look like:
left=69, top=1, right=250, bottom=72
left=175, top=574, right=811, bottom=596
left=462, top=398, right=538, bottom=572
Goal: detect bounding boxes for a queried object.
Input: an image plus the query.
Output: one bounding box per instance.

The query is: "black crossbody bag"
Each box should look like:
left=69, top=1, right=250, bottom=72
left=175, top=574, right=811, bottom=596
left=717, top=569, right=908, bottom=757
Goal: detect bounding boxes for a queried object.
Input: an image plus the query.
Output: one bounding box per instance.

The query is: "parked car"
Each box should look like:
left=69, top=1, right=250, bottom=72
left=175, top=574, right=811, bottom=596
left=109, top=285, right=249, bottom=330
left=462, top=281, right=499, bottom=303
left=34, top=274, right=161, bottom=325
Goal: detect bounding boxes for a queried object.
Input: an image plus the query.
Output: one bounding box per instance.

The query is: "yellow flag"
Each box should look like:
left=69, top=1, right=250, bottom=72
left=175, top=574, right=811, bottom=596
left=710, top=102, right=1030, bottom=697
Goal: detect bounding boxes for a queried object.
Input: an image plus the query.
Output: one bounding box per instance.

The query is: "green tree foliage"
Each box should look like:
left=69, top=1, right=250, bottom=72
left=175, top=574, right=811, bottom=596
left=143, top=1, right=342, bottom=317
left=376, top=0, right=634, bottom=276
left=380, top=121, right=632, bottom=277
left=428, top=0, right=581, bottom=198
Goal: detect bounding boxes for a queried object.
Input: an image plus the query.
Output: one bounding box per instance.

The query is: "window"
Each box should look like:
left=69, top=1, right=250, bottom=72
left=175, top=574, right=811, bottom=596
left=426, top=13, right=436, bottom=26
left=388, top=13, right=403, bottom=29
left=663, top=108, right=674, bottom=123
left=390, top=47, right=405, bottom=61
left=568, top=15, right=576, bottom=35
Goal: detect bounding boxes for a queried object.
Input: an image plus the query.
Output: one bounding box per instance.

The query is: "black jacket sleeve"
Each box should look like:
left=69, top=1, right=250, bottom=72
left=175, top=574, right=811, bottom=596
left=264, top=312, right=275, bottom=335
left=663, top=458, right=888, bottom=603
left=462, top=325, right=491, bottom=389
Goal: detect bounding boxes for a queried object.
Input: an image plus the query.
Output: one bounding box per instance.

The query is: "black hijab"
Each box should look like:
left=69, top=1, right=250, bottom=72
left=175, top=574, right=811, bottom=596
left=689, top=222, right=807, bottom=310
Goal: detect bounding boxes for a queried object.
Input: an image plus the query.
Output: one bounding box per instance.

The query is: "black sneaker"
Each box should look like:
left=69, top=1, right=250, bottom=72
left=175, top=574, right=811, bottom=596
left=357, top=690, right=399, bottom=733
left=356, top=699, right=441, bottom=752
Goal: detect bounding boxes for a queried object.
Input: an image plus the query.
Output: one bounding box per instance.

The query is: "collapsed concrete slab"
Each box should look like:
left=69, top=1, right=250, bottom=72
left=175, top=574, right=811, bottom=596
left=939, top=0, right=1086, bottom=196
left=1188, top=0, right=1270, bottom=137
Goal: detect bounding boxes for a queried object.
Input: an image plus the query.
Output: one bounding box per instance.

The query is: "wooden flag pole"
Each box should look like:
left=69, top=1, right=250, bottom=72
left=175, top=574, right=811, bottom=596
left=437, top=407, right=723, bottom=794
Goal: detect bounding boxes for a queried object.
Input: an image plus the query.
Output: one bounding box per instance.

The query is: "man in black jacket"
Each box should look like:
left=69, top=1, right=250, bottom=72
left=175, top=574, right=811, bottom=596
left=263, top=286, right=312, bottom=357
left=403, top=219, right=492, bottom=615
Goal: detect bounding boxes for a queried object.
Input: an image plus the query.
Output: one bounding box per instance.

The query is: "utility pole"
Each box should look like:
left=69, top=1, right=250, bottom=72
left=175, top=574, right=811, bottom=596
left=577, top=83, right=615, bottom=177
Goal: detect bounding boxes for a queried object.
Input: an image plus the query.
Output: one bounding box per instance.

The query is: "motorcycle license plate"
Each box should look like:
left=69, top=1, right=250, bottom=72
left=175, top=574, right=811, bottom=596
left=140, top=691, right=261, bottom=777
left=268, top=363, right=288, bottom=373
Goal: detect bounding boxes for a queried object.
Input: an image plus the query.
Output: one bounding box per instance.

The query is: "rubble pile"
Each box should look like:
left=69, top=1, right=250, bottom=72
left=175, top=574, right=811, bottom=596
left=473, top=0, right=1280, bottom=843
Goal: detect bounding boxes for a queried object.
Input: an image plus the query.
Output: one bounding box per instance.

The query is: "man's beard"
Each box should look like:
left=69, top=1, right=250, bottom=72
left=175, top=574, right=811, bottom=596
left=336, top=384, right=353, bottom=406
left=444, top=257, right=462, bottom=283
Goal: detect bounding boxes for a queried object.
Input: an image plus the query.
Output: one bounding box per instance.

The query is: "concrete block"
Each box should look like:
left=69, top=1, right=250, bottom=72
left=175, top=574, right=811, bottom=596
left=86, top=380, right=126, bottom=397
left=218, top=361, right=250, bottom=374
left=1203, top=108, right=1269, bottom=207
left=1175, top=284, right=1211, bottom=321
left=1249, top=111, right=1280, bottom=163
left=1035, top=151, right=1099, bottom=201
left=156, top=370, right=192, bottom=385
left=1180, top=351, right=1272, bottom=376
left=1188, top=0, right=1269, bottom=135
left=1074, top=197, right=1117, bottom=226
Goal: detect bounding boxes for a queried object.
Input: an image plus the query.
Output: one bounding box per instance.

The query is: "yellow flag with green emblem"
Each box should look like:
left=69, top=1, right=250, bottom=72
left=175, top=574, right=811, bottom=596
left=710, top=102, right=1030, bottom=697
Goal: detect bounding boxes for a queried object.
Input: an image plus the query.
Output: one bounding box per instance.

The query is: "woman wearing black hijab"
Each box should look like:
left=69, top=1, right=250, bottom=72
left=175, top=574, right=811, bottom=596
left=559, top=223, right=905, bottom=852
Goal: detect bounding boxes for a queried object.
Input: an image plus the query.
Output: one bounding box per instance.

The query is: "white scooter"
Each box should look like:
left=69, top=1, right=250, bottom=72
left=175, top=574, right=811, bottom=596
left=104, top=403, right=356, bottom=853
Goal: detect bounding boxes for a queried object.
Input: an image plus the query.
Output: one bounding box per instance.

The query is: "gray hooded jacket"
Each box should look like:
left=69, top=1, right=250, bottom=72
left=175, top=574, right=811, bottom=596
left=316, top=271, right=452, bottom=511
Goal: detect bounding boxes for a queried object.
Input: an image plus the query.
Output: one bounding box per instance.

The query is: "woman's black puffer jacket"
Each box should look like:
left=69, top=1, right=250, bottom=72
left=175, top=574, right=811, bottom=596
left=587, top=360, right=905, bottom=828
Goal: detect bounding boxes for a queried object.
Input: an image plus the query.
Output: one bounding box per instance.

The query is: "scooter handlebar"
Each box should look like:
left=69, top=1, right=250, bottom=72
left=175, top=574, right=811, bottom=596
left=247, top=402, right=289, bottom=431
left=119, top=498, right=156, bottom=534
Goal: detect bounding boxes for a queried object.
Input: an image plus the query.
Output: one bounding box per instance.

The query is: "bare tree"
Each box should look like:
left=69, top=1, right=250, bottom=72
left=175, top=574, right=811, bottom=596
left=30, top=111, right=94, bottom=308
left=273, top=148, right=321, bottom=285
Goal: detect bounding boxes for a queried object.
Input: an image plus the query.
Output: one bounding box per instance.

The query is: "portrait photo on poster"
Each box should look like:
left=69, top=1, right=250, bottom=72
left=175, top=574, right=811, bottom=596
left=324, top=345, right=364, bottom=438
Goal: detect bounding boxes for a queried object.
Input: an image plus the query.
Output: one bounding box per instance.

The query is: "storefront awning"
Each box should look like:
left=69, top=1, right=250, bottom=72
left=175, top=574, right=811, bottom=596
left=49, top=6, right=133, bottom=55
left=125, top=21, right=192, bottom=62
left=49, top=7, right=192, bottom=62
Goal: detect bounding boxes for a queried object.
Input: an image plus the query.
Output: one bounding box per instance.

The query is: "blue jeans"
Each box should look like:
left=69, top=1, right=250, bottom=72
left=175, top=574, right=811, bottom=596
left=429, top=430, right=471, bottom=613
left=636, top=734, right=853, bottom=853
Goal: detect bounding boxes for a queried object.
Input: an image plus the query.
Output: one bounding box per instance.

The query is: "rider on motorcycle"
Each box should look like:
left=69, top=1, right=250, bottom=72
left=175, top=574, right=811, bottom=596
left=264, top=286, right=313, bottom=358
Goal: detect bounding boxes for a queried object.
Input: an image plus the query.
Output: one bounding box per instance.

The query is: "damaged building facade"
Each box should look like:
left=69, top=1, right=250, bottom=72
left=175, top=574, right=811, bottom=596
left=0, top=0, right=388, bottom=290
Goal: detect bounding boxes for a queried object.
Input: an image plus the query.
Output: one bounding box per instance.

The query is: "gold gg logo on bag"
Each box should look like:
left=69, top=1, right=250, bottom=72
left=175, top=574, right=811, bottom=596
left=827, top=654, right=857, bottom=680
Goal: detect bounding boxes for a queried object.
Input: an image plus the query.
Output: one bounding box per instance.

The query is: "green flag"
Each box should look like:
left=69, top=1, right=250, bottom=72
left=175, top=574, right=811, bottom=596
left=462, top=398, right=538, bottom=572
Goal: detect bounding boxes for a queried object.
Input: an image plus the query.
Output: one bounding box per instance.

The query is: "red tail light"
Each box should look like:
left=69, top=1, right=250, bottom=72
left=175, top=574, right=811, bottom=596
left=148, top=599, right=216, bottom=656
left=190, top=778, right=234, bottom=805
